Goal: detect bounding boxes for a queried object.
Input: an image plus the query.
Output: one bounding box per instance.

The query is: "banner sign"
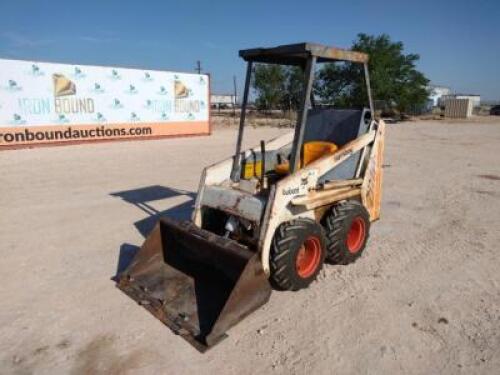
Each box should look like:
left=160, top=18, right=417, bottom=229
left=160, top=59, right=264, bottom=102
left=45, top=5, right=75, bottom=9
left=0, top=59, right=210, bottom=147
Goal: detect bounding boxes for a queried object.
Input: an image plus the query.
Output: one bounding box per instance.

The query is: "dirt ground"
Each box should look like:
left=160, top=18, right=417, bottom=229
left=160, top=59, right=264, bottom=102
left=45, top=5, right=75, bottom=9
left=1, top=118, right=500, bottom=374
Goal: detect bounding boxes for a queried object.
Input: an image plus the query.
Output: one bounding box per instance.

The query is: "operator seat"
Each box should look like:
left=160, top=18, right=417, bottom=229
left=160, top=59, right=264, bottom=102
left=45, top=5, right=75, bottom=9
left=275, top=141, right=338, bottom=175
left=275, top=108, right=370, bottom=178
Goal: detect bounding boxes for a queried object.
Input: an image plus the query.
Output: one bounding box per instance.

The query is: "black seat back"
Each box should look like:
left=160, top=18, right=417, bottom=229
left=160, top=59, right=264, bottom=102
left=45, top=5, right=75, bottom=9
left=302, top=108, right=372, bottom=181
left=303, top=108, right=368, bottom=147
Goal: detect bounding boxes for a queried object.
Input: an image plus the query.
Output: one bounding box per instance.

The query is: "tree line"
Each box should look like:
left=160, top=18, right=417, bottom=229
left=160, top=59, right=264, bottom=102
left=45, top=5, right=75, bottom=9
left=252, top=34, right=429, bottom=114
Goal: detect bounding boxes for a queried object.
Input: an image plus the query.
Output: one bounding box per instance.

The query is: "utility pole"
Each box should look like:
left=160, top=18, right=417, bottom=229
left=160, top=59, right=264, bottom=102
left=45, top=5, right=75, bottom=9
left=233, top=75, right=238, bottom=118
left=195, top=60, right=202, bottom=74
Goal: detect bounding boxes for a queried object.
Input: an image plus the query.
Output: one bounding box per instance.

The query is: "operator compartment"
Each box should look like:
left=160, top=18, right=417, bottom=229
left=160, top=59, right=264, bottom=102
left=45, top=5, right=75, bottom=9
left=239, top=108, right=372, bottom=180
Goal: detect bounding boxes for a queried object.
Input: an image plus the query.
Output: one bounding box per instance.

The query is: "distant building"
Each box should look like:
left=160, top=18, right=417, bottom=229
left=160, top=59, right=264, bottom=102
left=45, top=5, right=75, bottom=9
left=427, top=85, right=452, bottom=107
left=454, top=94, right=481, bottom=108
left=441, top=94, right=481, bottom=108
left=211, top=94, right=237, bottom=110
left=444, top=98, right=474, bottom=118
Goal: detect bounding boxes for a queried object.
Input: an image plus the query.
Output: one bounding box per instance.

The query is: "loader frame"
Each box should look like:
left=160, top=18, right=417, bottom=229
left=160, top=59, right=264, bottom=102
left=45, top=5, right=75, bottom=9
left=117, top=42, right=385, bottom=351
left=192, top=120, right=385, bottom=275
left=193, top=42, right=384, bottom=275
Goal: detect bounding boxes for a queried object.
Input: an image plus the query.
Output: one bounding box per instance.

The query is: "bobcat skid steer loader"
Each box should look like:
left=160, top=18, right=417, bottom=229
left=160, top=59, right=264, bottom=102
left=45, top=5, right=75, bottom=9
left=116, top=43, right=385, bottom=352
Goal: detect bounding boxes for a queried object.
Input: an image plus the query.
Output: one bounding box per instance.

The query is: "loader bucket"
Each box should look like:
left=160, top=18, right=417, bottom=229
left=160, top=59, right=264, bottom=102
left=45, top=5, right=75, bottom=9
left=115, top=217, right=272, bottom=352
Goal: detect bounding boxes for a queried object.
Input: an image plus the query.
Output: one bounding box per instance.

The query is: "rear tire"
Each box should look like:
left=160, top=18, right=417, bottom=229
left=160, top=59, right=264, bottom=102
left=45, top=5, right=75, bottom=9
left=270, top=219, right=326, bottom=291
left=323, top=200, right=370, bottom=265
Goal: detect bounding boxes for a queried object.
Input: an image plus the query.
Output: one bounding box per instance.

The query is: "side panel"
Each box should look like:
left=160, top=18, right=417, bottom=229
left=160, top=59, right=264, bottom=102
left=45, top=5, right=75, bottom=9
left=260, top=130, right=376, bottom=274
left=361, top=120, right=385, bottom=221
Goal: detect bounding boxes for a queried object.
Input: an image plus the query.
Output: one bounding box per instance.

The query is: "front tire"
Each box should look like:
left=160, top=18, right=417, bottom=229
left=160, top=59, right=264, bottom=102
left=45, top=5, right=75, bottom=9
left=270, top=219, right=326, bottom=291
left=323, top=200, right=370, bottom=264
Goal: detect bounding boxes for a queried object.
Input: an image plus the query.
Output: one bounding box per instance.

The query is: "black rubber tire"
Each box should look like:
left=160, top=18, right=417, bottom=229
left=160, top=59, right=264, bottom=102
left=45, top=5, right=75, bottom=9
left=323, top=200, right=370, bottom=265
left=269, top=219, right=326, bottom=291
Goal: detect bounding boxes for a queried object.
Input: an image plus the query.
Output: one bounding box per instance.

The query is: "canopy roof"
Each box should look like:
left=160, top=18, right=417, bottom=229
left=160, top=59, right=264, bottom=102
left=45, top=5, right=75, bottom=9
left=239, top=42, right=368, bottom=65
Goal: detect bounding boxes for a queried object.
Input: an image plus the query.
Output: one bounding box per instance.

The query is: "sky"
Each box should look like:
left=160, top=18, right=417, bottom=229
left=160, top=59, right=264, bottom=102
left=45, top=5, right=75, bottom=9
left=0, top=0, right=499, bottom=100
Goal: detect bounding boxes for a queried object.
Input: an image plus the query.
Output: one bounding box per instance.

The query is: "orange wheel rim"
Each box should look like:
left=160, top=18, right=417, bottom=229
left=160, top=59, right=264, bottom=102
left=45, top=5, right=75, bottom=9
left=346, top=217, right=365, bottom=254
left=296, top=236, right=321, bottom=278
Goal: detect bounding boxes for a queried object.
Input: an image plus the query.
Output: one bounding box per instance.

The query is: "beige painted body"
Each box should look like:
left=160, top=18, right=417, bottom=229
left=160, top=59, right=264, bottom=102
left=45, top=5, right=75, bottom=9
left=116, top=44, right=385, bottom=351
left=192, top=120, right=385, bottom=275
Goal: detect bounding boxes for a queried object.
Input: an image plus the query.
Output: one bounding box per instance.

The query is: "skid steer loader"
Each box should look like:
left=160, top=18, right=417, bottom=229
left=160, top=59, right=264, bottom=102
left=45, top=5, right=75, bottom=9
left=116, top=43, right=385, bottom=352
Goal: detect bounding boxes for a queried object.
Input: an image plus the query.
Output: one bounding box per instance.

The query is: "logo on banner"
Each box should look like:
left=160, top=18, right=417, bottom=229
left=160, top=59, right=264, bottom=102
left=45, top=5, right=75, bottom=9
left=174, top=80, right=191, bottom=98
left=52, top=73, right=94, bottom=115
left=130, top=112, right=140, bottom=122
left=29, top=64, right=45, bottom=77
left=143, top=72, right=153, bottom=82
left=110, top=98, right=123, bottom=109
left=54, top=114, right=70, bottom=124
left=91, top=83, right=105, bottom=94
left=3, top=80, right=22, bottom=92
left=71, top=67, right=86, bottom=79
left=53, top=74, right=76, bottom=97
left=157, top=86, right=168, bottom=95
left=174, top=78, right=203, bottom=115
left=125, top=84, right=138, bottom=94
left=94, top=112, right=107, bottom=123
left=10, top=113, right=26, bottom=125
left=109, top=69, right=121, bottom=80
